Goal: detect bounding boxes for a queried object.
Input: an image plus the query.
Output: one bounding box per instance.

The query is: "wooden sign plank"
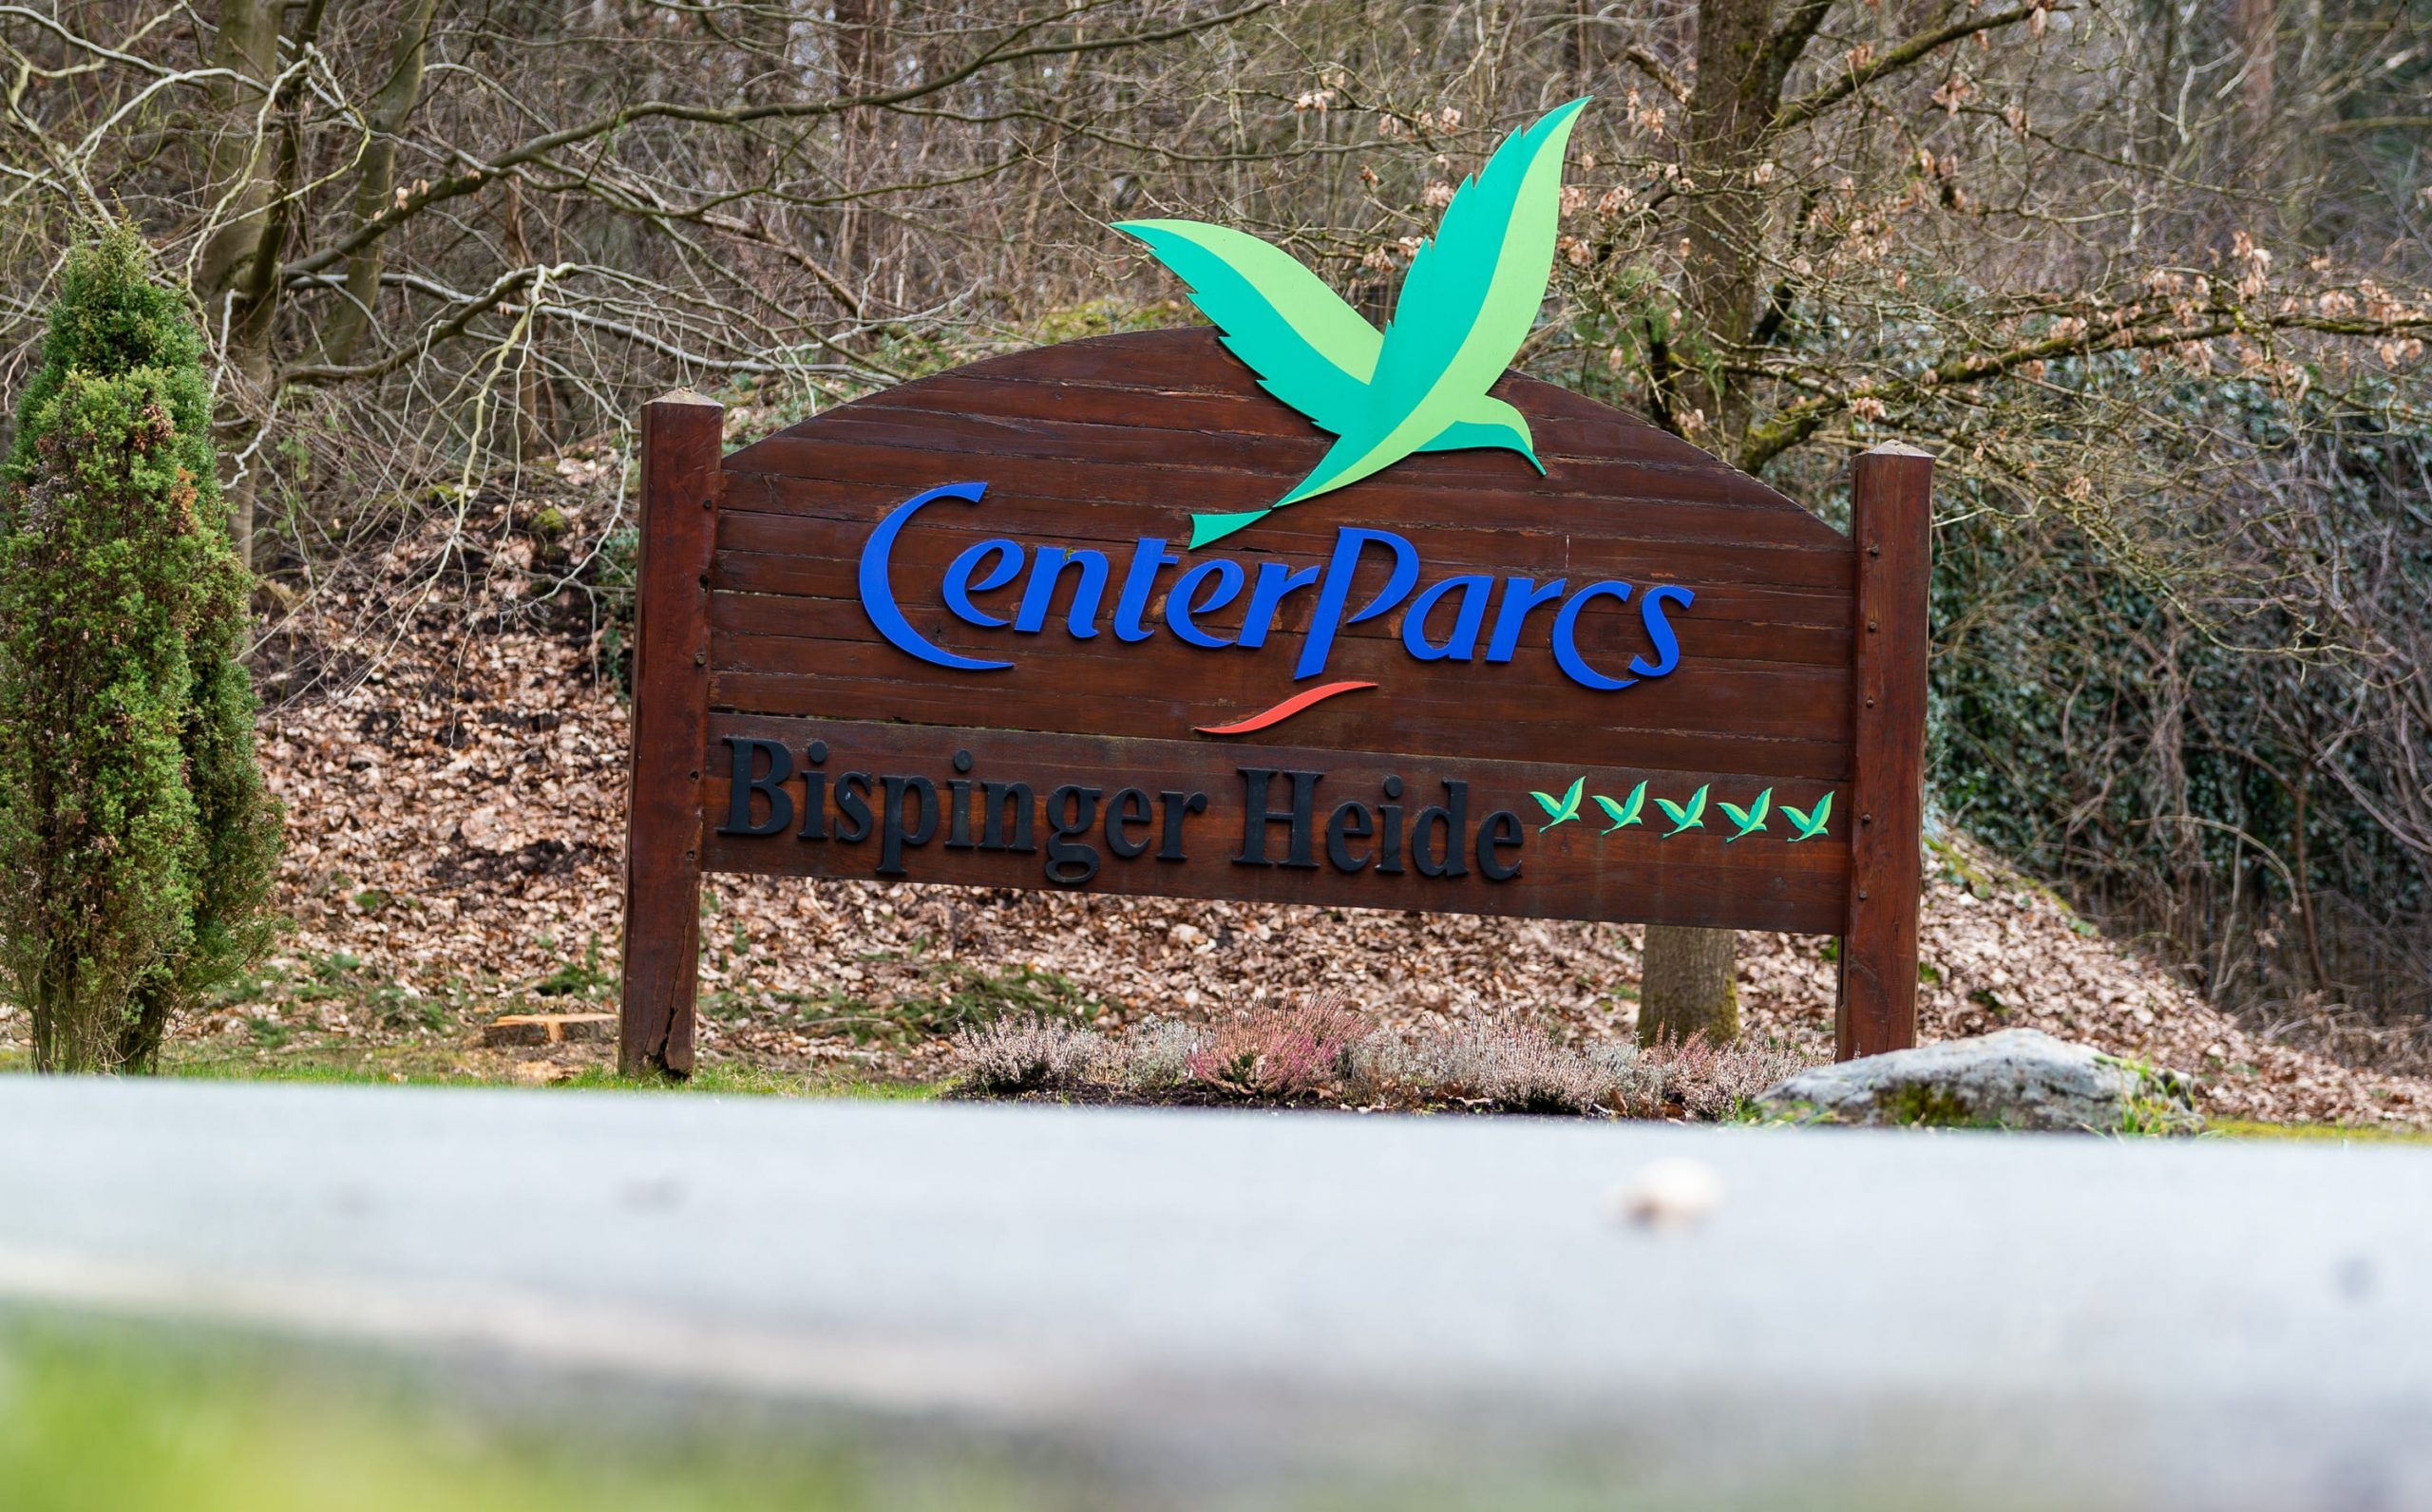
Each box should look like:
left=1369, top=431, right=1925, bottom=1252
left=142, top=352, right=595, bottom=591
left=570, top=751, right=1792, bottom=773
left=618, top=393, right=722, bottom=1078
left=1839, top=444, right=1935, bottom=1059
left=617, top=329, right=1931, bottom=1077
left=698, top=713, right=1851, bottom=936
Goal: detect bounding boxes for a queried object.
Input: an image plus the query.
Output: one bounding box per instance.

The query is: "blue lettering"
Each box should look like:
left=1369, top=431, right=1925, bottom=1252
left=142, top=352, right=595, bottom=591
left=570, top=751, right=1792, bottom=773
left=1485, top=576, right=1568, bottom=662
left=1551, top=580, right=1637, bottom=690
left=1112, top=538, right=1178, bottom=643
left=1240, top=559, right=1323, bottom=649
left=858, top=482, right=1010, bottom=671
left=1014, top=547, right=1110, bottom=637
left=1297, top=528, right=1419, bottom=679
left=862, top=483, right=1697, bottom=690
left=1169, top=558, right=1245, bottom=648
left=1401, top=573, right=1493, bottom=662
left=1630, top=585, right=1695, bottom=677
left=943, top=539, right=1023, bottom=627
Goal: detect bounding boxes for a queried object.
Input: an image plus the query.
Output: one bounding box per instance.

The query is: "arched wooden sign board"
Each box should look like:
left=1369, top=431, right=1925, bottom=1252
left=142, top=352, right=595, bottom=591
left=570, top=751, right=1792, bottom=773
left=619, top=329, right=1929, bottom=1077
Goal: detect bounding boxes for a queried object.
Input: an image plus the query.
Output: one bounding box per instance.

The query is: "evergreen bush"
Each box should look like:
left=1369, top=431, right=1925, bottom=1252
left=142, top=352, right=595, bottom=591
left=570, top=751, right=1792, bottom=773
left=0, top=229, right=283, bottom=1071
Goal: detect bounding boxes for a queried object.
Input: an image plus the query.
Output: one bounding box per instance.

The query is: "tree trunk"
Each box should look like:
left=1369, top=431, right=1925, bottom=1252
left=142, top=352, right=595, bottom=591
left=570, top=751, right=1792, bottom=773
left=195, top=0, right=290, bottom=568
left=1638, top=0, right=1804, bottom=1040
left=1638, top=923, right=1741, bottom=1046
left=218, top=322, right=279, bottom=568
left=1673, top=0, right=1784, bottom=438
left=117, top=978, right=174, bottom=1073
left=194, top=0, right=282, bottom=304
left=829, top=0, right=892, bottom=293
left=321, top=0, right=442, bottom=367
left=2232, top=0, right=2276, bottom=143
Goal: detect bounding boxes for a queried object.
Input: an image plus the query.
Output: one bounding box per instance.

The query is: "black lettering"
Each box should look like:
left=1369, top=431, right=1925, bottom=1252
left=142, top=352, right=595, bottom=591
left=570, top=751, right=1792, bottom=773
left=979, top=782, right=1035, bottom=852
left=945, top=778, right=973, bottom=848
left=796, top=741, right=826, bottom=839
left=833, top=772, right=873, bottom=842
left=798, top=769, right=827, bottom=839
left=1412, top=780, right=1471, bottom=879
left=1158, top=790, right=1207, bottom=861
left=1325, top=801, right=1374, bottom=873
left=1045, top=785, right=1103, bottom=885
left=1106, top=787, right=1154, bottom=859
left=1235, top=768, right=1321, bottom=868
left=878, top=775, right=938, bottom=876
left=1378, top=774, right=1407, bottom=876
left=1477, top=810, right=1524, bottom=880
left=717, top=737, right=793, bottom=836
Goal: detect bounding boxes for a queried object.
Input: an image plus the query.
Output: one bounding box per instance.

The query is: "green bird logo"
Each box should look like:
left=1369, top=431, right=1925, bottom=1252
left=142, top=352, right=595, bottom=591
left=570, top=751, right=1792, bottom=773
left=1782, top=792, right=1834, bottom=841
left=1529, top=775, right=1586, bottom=831
left=1653, top=784, right=1710, bottom=838
left=1718, top=787, right=1773, bottom=843
left=1594, top=781, right=1647, bottom=835
left=1115, top=99, right=1589, bottom=549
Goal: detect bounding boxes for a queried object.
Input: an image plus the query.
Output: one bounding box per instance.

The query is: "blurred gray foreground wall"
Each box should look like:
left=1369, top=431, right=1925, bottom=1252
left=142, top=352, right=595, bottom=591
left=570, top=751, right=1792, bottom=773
left=0, top=1077, right=2425, bottom=1511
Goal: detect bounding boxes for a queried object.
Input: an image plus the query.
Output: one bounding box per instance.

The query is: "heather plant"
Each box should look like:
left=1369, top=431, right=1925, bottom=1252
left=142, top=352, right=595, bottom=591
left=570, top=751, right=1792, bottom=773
left=1362, top=1022, right=1622, bottom=1115
left=1640, top=1035, right=1821, bottom=1122
left=1113, top=1017, right=1199, bottom=1092
left=1592, top=1044, right=1671, bottom=1119
left=942, top=995, right=1823, bottom=1121
left=948, top=1015, right=1104, bottom=1093
left=1185, top=995, right=1367, bottom=1099
left=0, top=229, right=283, bottom=1072
left=1455, top=1025, right=1614, bottom=1115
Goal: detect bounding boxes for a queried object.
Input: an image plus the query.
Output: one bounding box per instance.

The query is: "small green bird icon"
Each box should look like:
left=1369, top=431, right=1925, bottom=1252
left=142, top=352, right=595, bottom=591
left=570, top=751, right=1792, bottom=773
left=1530, top=775, right=1586, bottom=831
left=1595, top=781, right=1647, bottom=834
left=1653, top=784, right=1710, bottom=838
left=1114, top=99, right=1590, bottom=548
left=1782, top=792, right=1834, bottom=841
left=1718, top=787, right=1773, bottom=842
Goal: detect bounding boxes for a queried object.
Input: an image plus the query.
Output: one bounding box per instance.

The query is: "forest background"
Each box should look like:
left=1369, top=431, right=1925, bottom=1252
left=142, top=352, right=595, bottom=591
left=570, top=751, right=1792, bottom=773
left=1, top=0, right=2427, bottom=1061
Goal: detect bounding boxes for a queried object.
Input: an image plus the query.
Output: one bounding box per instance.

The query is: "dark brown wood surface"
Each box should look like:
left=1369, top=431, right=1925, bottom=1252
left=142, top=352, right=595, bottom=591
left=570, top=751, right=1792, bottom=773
left=701, top=714, right=1852, bottom=935
left=1838, top=444, right=1934, bottom=1058
left=618, top=394, right=724, bottom=1077
left=615, top=329, right=1931, bottom=1071
left=712, top=329, right=1854, bottom=790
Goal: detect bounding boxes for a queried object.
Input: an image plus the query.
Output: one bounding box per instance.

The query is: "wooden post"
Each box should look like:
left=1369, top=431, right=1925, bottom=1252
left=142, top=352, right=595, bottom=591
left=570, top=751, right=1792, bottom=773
left=619, top=393, right=724, bottom=1078
left=1837, top=443, right=1933, bottom=1060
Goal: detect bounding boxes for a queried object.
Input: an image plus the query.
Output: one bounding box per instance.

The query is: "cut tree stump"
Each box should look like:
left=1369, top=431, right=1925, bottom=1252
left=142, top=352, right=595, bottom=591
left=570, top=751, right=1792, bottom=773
left=481, top=1013, right=615, bottom=1048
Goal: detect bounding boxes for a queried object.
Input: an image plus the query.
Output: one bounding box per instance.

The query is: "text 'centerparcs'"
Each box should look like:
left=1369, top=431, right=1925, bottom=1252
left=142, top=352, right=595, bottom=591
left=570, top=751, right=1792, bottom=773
left=856, top=482, right=1699, bottom=692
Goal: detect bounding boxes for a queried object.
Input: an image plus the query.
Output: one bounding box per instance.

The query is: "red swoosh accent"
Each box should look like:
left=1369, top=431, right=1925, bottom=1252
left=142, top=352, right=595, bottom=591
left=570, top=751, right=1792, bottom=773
left=1194, top=681, right=1378, bottom=736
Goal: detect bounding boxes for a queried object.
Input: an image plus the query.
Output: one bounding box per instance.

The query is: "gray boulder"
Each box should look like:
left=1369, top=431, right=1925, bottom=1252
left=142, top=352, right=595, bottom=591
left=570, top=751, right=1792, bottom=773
left=1758, top=1029, right=2199, bottom=1133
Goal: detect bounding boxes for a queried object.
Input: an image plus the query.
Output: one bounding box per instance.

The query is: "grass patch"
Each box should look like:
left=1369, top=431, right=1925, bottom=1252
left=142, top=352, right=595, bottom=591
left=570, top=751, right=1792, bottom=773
left=746, top=961, right=1112, bottom=1049
left=2207, top=1119, right=2432, bottom=1144
left=0, top=1319, right=1053, bottom=1512
left=0, top=1315, right=1966, bottom=1512
left=550, top=1065, right=943, bottom=1100
left=142, top=1036, right=941, bottom=1100
left=534, top=936, right=617, bottom=1000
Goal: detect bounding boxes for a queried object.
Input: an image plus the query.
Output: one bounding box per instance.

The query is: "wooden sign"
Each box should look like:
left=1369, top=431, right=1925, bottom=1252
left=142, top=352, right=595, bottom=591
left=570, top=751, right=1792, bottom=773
left=617, top=329, right=1931, bottom=1076
left=618, top=104, right=1928, bottom=1078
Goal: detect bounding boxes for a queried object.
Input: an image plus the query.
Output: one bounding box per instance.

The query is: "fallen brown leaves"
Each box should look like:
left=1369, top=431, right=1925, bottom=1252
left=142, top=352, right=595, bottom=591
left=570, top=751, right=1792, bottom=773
left=1734, top=853, right=2432, bottom=1127
left=4, top=491, right=2421, bottom=1130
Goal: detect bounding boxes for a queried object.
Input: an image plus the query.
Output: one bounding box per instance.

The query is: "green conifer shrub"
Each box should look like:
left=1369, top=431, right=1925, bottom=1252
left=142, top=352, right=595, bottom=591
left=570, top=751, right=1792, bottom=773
left=0, top=229, right=283, bottom=1071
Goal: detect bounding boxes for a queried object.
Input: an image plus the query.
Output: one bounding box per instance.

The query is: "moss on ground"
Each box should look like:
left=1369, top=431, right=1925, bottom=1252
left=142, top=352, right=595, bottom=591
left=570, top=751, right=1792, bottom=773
left=1873, top=1083, right=2005, bottom=1129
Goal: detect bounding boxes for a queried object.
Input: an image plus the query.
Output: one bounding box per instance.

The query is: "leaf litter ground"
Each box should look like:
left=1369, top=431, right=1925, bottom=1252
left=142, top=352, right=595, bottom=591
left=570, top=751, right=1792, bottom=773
left=3, top=486, right=2422, bottom=1128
